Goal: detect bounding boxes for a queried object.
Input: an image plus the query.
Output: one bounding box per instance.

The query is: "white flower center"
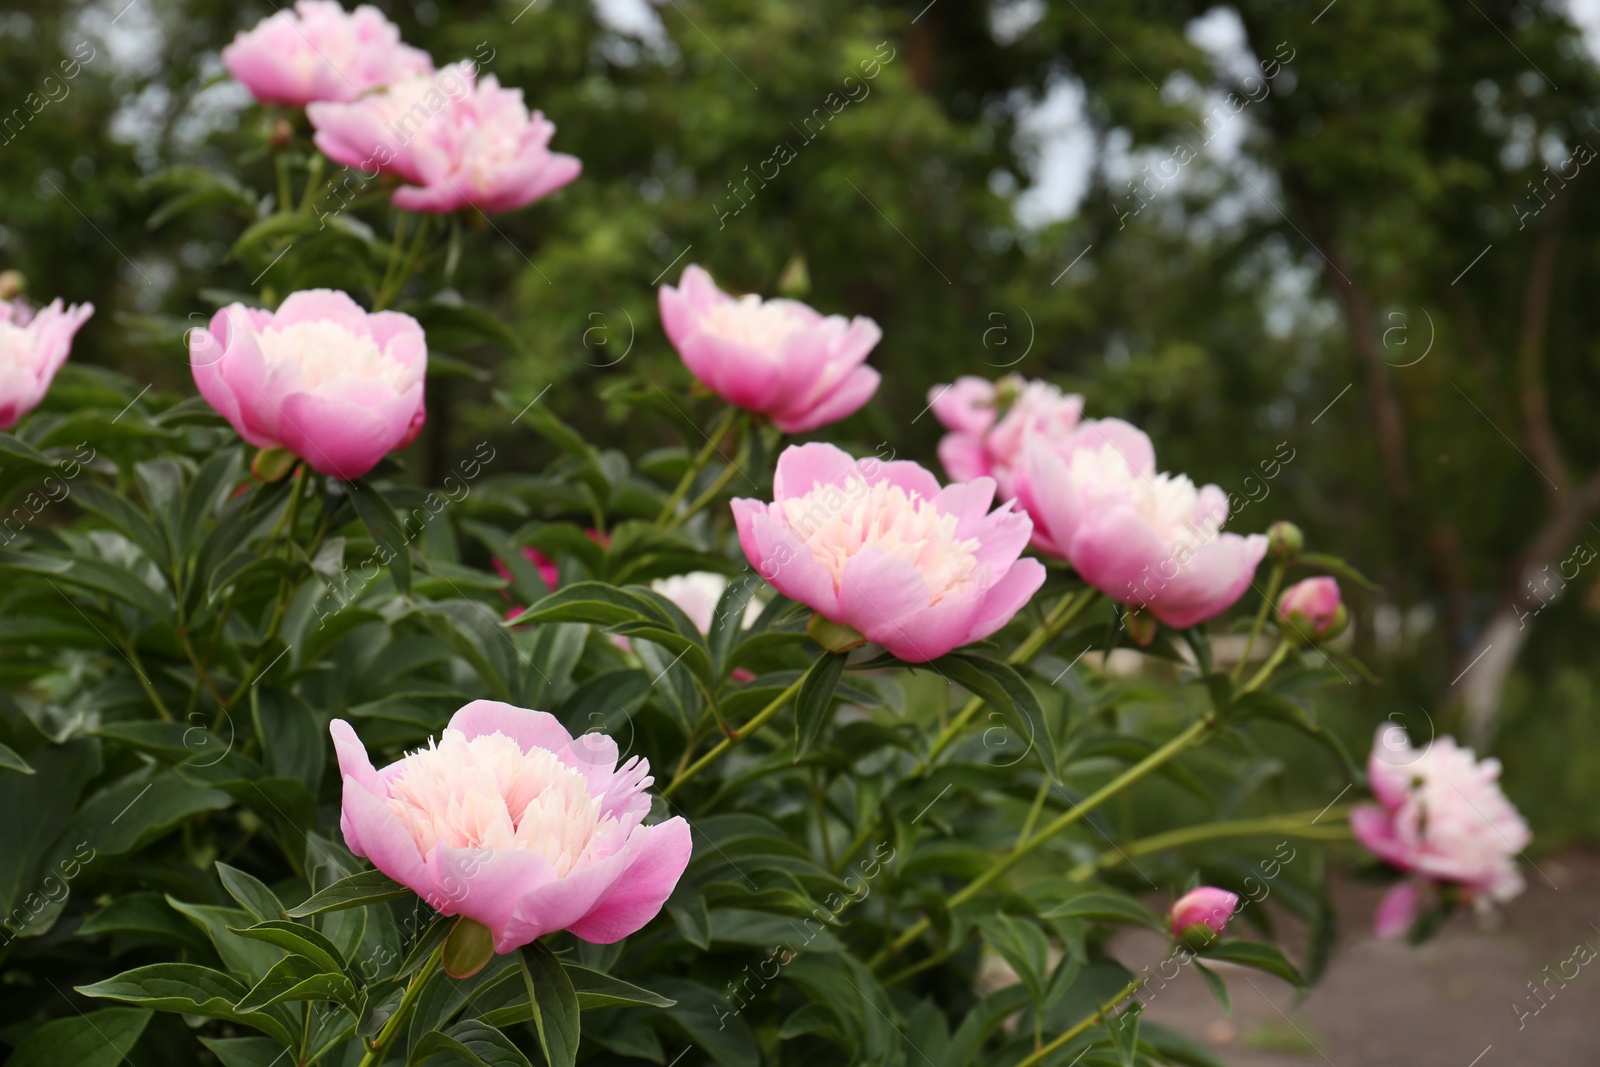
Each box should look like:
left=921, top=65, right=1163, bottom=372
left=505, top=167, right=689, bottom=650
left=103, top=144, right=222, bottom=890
left=1069, top=446, right=1210, bottom=546
left=384, top=730, right=612, bottom=874
left=700, top=295, right=808, bottom=354
left=258, top=320, right=412, bottom=392
left=783, top=480, right=980, bottom=604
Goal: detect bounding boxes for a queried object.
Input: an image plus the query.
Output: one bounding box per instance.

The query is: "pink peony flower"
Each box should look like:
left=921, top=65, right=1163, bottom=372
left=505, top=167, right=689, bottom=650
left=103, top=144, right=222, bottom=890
left=1373, top=881, right=1422, bottom=940
left=1169, top=886, right=1239, bottom=940
left=331, top=701, right=691, bottom=953
left=1351, top=725, right=1530, bottom=907
left=0, top=298, right=93, bottom=429
left=659, top=265, right=882, bottom=434
left=495, top=546, right=561, bottom=594
left=308, top=63, right=581, bottom=214
left=222, top=1, right=432, bottom=107
left=1277, top=576, right=1346, bottom=641
left=189, top=289, right=426, bottom=480
left=730, top=443, right=1045, bottom=663
left=1015, top=419, right=1267, bottom=628
left=928, top=375, right=1083, bottom=499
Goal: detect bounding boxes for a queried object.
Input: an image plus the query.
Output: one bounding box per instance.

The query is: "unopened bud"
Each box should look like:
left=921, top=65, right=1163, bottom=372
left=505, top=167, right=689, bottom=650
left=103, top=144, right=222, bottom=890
left=0, top=270, right=24, bottom=301
left=269, top=118, right=294, bottom=151
left=1266, top=521, right=1304, bottom=565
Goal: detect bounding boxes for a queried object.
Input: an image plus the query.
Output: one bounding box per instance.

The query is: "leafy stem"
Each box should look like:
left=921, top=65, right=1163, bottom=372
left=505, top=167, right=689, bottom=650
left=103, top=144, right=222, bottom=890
left=356, top=937, right=444, bottom=1067
left=1013, top=978, right=1144, bottom=1067
left=1232, top=561, right=1285, bottom=683
left=662, top=672, right=806, bottom=799
left=656, top=406, right=740, bottom=525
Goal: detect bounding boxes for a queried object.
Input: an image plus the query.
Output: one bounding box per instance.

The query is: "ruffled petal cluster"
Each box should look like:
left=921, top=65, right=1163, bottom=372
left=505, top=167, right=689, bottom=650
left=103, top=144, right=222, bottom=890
left=929, top=374, right=1083, bottom=498
left=0, top=298, right=93, bottom=429
left=222, top=1, right=432, bottom=106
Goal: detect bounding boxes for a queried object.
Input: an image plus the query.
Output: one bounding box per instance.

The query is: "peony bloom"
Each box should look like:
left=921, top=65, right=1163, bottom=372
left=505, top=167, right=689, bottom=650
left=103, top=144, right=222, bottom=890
left=222, top=1, right=432, bottom=107
left=659, top=266, right=881, bottom=434
left=309, top=63, right=581, bottom=214
left=1352, top=725, right=1530, bottom=912
left=331, top=701, right=690, bottom=953
left=495, top=546, right=561, bottom=595
left=651, top=572, right=762, bottom=635
left=0, top=298, right=93, bottom=429
left=1169, top=886, right=1239, bottom=940
left=1015, top=419, right=1267, bottom=629
left=1277, top=576, right=1346, bottom=642
left=730, top=443, right=1045, bottom=663
left=928, top=375, right=1083, bottom=499
left=189, top=289, right=426, bottom=480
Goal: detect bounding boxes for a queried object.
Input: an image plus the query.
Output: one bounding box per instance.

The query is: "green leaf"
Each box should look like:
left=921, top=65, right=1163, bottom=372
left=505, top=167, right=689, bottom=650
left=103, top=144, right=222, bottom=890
left=1232, top=690, right=1361, bottom=781
left=198, top=1036, right=294, bottom=1067
left=410, top=1019, right=533, bottom=1067
left=937, top=652, right=1061, bottom=776
left=1297, top=552, right=1378, bottom=591
left=794, top=651, right=847, bottom=756
left=5, top=1007, right=152, bottom=1067
left=286, top=869, right=408, bottom=917
left=234, top=954, right=359, bottom=1013
left=520, top=941, right=580, bottom=1067
left=78, top=891, right=211, bottom=953
left=568, top=966, right=677, bottom=1011
left=1200, top=939, right=1305, bottom=988
left=1040, top=891, right=1164, bottom=930
left=1195, top=961, right=1231, bottom=1015
left=229, top=919, right=346, bottom=973
left=348, top=480, right=413, bottom=597
left=216, top=863, right=285, bottom=924
left=166, top=899, right=285, bottom=982
left=1140, top=1021, right=1232, bottom=1067
left=508, top=580, right=656, bottom=628
left=76, top=963, right=296, bottom=1047
left=69, top=773, right=232, bottom=857
left=0, top=431, right=60, bottom=468
left=0, top=742, right=34, bottom=774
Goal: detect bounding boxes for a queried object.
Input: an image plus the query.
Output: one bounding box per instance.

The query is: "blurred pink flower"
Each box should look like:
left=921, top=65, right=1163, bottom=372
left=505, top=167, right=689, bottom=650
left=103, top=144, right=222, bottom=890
left=1373, top=881, right=1422, bottom=940
left=1169, top=886, right=1238, bottom=939
left=309, top=63, right=580, bottom=214
left=189, top=289, right=426, bottom=480
left=1352, top=725, right=1530, bottom=907
left=1277, top=576, right=1346, bottom=640
left=928, top=375, right=1083, bottom=498
left=659, top=265, right=881, bottom=434
left=222, top=1, right=432, bottom=107
left=331, top=701, right=690, bottom=953
left=495, top=546, right=561, bottom=595
left=1015, top=419, right=1266, bottom=628
left=730, top=443, right=1044, bottom=663
left=0, top=298, right=92, bottom=429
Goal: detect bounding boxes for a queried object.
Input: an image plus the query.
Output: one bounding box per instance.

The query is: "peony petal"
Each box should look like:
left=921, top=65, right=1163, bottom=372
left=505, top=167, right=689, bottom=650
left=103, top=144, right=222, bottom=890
left=967, top=558, right=1048, bottom=645
left=340, top=778, right=430, bottom=891
left=774, top=365, right=880, bottom=434
left=1373, top=881, right=1421, bottom=940
left=1143, top=532, right=1268, bottom=630
left=276, top=383, right=423, bottom=480
left=448, top=700, right=575, bottom=755
left=566, top=817, right=693, bottom=943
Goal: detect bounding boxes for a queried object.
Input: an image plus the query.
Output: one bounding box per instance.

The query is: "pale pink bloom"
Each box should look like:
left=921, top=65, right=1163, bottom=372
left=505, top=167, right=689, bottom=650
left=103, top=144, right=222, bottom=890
left=1373, top=881, right=1422, bottom=940
left=928, top=375, right=1084, bottom=498
left=331, top=701, right=690, bottom=953
left=730, top=443, right=1045, bottom=663
left=659, top=266, right=881, bottom=434
left=309, top=63, right=580, bottom=214
left=222, top=1, right=432, bottom=107
left=651, top=572, right=761, bottom=634
left=1277, top=576, right=1344, bottom=638
left=1169, top=886, right=1239, bottom=939
left=1015, top=419, right=1266, bottom=628
left=189, top=289, right=426, bottom=480
left=1351, top=725, right=1530, bottom=907
left=0, top=298, right=93, bottom=429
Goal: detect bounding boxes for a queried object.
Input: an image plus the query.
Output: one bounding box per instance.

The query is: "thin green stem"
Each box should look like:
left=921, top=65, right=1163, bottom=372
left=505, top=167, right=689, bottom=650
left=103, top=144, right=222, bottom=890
left=298, top=154, right=325, bottom=213
left=124, top=640, right=174, bottom=723
left=380, top=214, right=409, bottom=298
left=1232, top=562, right=1285, bottom=683
left=811, top=768, right=836, bottom=869
left=1241, top=637, right=1293, bottom=694
left=657, top=407, right=738, bottom=524
left=662, top=673, right=806, bottom=799
left=922, top=589, right=1098, bottom=768
left=375, top=215, right=433, bottom=310
left=871, top=716, right=1213, bottom=970
left=1013, top=978, right=1144, bottom=1067
left=1014, top=775, right=1053, bottom=852
left=667, top=434, right=747, bottom=530
left=357, top=939, right=444, bottom=1067
left=275, top=155, right=293, bottom=216
left=1064, top=808, right=1354, bottom=882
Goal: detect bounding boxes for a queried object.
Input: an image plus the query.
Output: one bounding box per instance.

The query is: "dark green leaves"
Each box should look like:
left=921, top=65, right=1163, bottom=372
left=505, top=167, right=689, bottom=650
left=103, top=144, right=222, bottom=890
left=77, top=963, right=296, bottom=1047
left=934, top=651, right=1060, bottom=774
left=286, top=869, right=408, bottom=917
left=794, top=651, right=847, bottom=755
left=348, top=479, right=413, bottom=597
left=1200, top=939, right=1305, bottom=989
left=5, top=1007, right=152, bottom=1067
left=411, top=1020, right=533, bottom=1067
left=519, top=941, right=580, bottom=1067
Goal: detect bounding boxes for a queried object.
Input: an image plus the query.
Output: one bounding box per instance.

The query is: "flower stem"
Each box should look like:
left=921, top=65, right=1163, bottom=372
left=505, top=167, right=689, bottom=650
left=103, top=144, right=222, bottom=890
left=1064, top=808, right=1354, bottom=881
left=667, top=430, right=748, bottom=530
left=870, top=715, right=1213, bottom=970
left=1232, top=562, right=1285, bottom=683
left=656, top=407, right=738, bottom=525
left=662, top=672, right=806, bottom=799
left=1012, top=978, right=1144, bottom=1067
left=1240, top=637, right=1293, bottom=693
left=358, top=938, right=444, bottom=1067
left=922, top=589, right=1097, bottom=768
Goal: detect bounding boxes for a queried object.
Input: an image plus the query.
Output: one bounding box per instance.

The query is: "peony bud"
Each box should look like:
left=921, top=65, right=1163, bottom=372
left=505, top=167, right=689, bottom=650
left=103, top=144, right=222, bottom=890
left=0, top=270, right=24, bottom=301
left=1170, top=886, right=1238, bottom=946
left=1123, top=609, right=1157, bottom=647
left=269, top=117, right=295, bottom=151
left=1277, top=576, right=1346, bottom=644
left=1266, top=520, right=1304, bottom=565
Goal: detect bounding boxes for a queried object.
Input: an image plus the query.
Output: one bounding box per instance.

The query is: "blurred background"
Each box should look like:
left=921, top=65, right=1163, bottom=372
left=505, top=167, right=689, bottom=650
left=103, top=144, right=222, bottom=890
left=4, top=2, right=1600, bottom=1054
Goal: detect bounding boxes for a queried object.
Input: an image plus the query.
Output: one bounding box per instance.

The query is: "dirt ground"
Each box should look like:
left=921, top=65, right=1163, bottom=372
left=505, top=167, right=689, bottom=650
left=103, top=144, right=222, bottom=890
left=1109, top=850, right=1600, bottom=1067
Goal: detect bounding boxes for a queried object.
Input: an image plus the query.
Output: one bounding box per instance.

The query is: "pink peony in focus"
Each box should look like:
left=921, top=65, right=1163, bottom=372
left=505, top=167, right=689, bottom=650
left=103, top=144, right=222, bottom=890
left=189, top=289, right=426, bottom=480
left=730, top=443, right=1045, bottom=663
left=1169, top=886, right=1239, bottom=940
left=0, top=298, right=93, bottom=429
left=1015, top=419, right=1267, bottom=628
left=308, top=63, right=581, bottom=214
left=331, top=701, right=691, bottom=953
left=222, top=1, right=432, bottom=107
left=1351, top=725, right=1530, bottom=914
left=1277, top=576, right=1346, bottom=640
left=659, top=266, right=881, bottom=434
left=928, top=375, right=1083, bottom=499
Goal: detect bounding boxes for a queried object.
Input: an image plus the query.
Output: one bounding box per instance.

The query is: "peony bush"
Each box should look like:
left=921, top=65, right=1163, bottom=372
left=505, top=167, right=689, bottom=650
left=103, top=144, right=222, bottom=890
left=0, top=5, right=1530, bottom=1066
